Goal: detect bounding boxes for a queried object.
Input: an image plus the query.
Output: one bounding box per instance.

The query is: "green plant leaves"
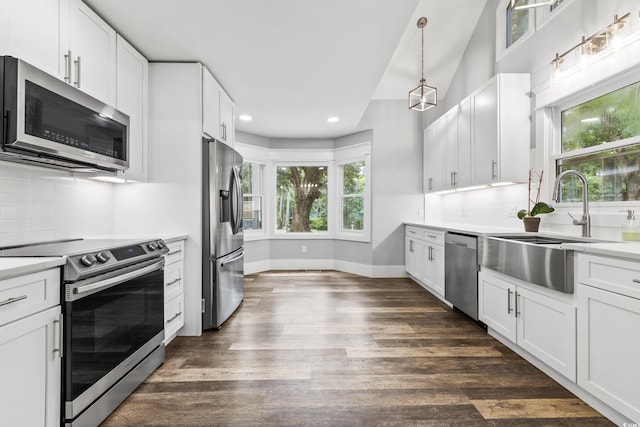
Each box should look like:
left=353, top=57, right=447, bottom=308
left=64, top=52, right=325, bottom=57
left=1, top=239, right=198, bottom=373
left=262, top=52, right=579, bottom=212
left=518, top=202, right=555, bottom=219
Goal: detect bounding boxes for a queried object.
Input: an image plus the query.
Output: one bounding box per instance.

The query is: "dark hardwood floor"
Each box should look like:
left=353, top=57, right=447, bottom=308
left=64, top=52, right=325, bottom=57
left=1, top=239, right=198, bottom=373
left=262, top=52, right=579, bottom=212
left=102, top=271, right=613, bottom=426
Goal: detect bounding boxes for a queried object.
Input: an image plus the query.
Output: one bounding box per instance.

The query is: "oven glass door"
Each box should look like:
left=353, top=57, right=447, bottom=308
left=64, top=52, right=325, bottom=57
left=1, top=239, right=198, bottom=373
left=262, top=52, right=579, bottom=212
left=65, top=265, right=164, bottom=401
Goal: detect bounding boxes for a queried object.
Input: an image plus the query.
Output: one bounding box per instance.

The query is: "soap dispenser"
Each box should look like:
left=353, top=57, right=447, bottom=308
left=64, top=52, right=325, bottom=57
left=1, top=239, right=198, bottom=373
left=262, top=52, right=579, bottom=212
left=622, top=210, right=640, bottom=241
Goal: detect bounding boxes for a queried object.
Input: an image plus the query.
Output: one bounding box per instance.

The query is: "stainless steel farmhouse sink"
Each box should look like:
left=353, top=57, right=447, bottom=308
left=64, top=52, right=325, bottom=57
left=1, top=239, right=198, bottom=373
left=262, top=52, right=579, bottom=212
left=479, top=234, right=605, bottom=294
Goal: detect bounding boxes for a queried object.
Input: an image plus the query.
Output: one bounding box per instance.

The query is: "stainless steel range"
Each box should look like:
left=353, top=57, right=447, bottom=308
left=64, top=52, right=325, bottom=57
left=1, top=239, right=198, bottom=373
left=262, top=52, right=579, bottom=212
left=0, top=238, right=168, bottom=427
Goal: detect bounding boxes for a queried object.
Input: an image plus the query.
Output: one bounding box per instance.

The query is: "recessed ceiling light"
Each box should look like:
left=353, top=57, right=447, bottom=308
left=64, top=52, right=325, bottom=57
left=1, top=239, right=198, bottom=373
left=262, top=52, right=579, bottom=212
left=327, top=117, right=339, bottom=123
left=239, top=114, right=252, bottom=121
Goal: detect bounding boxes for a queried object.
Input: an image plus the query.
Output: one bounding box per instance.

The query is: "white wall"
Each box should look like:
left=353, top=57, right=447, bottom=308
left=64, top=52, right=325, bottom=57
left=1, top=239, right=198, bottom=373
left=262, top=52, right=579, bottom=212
left=0, top=161, right=115, bottom=246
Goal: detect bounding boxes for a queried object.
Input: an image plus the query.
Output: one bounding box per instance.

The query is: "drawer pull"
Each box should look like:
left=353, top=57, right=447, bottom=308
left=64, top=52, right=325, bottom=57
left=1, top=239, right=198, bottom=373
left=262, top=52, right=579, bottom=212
left=167, top=250, right=183, bottom=256
left=0, top=295, right=27, bottom=308
left=166, top=278, right=181, bottom=286
left=427, top=234, right=437, bottom=239
left=633, top=279, right=640, bottom=284
left=167, top=312, right=182, bottom=324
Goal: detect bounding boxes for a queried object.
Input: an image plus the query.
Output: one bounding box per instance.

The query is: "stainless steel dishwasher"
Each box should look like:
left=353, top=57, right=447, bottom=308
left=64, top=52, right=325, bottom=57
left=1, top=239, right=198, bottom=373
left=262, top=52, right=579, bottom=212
left=444, top=232, right=478, bottom=320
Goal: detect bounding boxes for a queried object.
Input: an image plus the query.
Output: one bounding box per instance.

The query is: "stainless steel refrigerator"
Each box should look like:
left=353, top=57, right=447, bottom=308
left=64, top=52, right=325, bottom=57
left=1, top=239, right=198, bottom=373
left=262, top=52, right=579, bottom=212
left=202, top=137, right=244, bottom=330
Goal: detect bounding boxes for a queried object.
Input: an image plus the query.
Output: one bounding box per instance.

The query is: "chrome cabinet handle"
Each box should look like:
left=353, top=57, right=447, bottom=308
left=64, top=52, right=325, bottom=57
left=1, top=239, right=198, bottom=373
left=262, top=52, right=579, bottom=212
left=450, top=171, right=454, bottom=187
left=515, top=291, right=521, bottom=317
left=167, top=249, right=182, bottom=256
left=74, top=56, right=81, bottom=88
left=634, top=279, right=640, bottom=284
left=167, top=312, right=182, bottom=324
left=507, top=288, right=513, bottom=314
left=453, top=171, right=457, bottom=186
left=491, top=160, right=497, bottom=179
left=0, top=295, right=27, bottom=307
left=64, top=50, right=72, bottom=83
left=409, top=240, right=414, bottom=252
left=53, top=315, right=64, bottom=358
left=427, top=234, right=437, bottom=239
left=166, top=278, right=181, bottom=286
left=428, top=177, right=433, bottom=191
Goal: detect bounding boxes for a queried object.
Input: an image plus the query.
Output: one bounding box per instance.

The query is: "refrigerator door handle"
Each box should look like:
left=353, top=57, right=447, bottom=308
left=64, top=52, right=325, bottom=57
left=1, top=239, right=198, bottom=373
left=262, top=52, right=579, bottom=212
left=230, top=166, right=242, bottom=234
left=219, top=249, right=245, bottom=268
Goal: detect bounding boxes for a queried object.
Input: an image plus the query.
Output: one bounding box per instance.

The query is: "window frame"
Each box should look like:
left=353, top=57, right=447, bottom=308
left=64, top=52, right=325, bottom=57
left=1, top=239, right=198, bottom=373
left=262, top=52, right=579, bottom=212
left=235, top=141, right=371, bottom=242
left=272, top=161, right=331, bottom=237
left=496, top=0, right=536, bottom=61
left=241, top=161, right=265, bottom=235
left=335, top=146, right=371, bottom=242
left=549, top=70, right=640, bottom=208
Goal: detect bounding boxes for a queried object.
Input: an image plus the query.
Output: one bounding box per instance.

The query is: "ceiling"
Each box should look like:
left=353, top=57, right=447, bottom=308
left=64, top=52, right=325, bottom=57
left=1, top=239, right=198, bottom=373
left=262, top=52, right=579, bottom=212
left=85, top=0, right=488, bottom=139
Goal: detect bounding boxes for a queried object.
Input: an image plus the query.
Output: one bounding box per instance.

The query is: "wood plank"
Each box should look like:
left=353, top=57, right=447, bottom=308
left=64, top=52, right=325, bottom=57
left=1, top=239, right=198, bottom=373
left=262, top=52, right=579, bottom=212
left=101, top=271, right=613, bottom=426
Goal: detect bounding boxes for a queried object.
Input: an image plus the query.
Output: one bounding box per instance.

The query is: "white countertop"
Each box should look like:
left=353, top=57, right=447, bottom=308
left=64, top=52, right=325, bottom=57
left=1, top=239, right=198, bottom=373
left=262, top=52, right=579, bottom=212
left=88, top=234, right=188, bottom=244
left=406, top=221, right=640, bottom=262
left=0, top=257, right=65, bottom=281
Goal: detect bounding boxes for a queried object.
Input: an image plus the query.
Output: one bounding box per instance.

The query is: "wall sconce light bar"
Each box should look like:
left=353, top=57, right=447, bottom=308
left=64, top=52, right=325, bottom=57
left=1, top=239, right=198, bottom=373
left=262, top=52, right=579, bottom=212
left=551, top=12, right=630, bottom=70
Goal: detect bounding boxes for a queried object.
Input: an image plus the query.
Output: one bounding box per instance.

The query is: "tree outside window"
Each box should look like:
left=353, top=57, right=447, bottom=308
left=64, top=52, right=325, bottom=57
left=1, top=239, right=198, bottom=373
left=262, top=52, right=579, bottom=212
left=276, top=166, right=328, bottom=232
left=557, top=81, right=640, bottom=202
left=341, top=161, right=366, bottom=231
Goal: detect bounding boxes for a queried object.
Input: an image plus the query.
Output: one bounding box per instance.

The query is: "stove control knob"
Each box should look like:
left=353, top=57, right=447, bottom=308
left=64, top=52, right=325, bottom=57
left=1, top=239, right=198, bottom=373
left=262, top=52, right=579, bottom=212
left=80, top=254, right=97, bottom=267
left=147, top=242, right=158, bottom=251
left=96, top=252, right=110, bottom=263
left=156, top=240, right=165, bottom=249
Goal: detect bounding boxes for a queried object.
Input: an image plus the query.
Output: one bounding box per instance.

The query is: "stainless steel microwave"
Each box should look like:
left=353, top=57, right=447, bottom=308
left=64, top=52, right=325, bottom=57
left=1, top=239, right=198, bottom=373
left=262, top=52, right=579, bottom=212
left=0, top=56, right=129, bottom=172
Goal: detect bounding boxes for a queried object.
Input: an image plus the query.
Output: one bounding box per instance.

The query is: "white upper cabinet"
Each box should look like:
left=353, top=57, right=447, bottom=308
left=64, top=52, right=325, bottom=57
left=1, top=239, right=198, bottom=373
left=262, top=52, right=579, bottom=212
left=67, top=0, right=117, bottom=104
left=0, top=0, right=117, bottom=105
left=202, top=67, right=235, bottom=146
left=423, top=121, right=445, bottom=192
left=202, top=68, right=222, bottom=140
left=471, top=73, right=530, bottom=185
left=0, top=0, right=68, bottom=78
left=116, top=35, right=149, bottom=182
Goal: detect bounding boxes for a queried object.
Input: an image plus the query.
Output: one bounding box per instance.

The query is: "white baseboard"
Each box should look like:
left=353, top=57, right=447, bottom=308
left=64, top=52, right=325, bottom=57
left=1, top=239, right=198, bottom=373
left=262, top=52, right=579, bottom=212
left=244, top=259, right=407, bottom=278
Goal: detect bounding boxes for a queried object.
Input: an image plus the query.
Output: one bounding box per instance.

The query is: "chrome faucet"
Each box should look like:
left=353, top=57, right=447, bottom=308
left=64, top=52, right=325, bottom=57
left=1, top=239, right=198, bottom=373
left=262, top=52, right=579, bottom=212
left=552, top=170, right=591, bottom=238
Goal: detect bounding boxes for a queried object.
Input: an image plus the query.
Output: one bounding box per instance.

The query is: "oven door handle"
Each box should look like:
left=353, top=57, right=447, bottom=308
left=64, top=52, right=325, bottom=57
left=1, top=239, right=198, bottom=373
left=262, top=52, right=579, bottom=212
left=72, top=259, right=164, bottom=298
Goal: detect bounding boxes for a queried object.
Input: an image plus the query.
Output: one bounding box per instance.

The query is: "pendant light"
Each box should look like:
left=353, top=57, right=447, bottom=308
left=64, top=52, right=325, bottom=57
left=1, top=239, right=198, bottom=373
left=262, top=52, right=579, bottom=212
left=408, top=17, right=437, bottom=111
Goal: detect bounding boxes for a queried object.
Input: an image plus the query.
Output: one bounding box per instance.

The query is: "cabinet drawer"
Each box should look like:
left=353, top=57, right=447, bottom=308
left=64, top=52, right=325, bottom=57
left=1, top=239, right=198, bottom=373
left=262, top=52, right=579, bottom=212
left=164, top=261, right=183, bottom=302
left=164, top=240, right=184, bottom=266
left=164, top=294, right=184, bottom=340
left=0, top=269, right=60, bottom=327
left=405, top=226, right=425, bottom=240
left=577, top=254, right=640, bottom=299
left=423, top=229, right=445, bottom=245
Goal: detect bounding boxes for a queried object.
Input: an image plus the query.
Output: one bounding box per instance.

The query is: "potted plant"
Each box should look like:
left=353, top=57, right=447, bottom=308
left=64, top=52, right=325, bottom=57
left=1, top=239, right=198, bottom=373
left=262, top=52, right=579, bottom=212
left=518, top=170, right=555, bottom=232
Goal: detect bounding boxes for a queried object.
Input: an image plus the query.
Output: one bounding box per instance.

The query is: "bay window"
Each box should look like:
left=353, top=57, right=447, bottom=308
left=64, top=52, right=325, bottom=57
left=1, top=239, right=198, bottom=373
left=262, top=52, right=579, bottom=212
left=276, top=166, right=328, bottom=233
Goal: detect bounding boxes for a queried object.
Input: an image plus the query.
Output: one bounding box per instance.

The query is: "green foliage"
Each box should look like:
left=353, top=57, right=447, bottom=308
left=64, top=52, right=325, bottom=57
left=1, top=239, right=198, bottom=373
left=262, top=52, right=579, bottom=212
left=559, top=81, right=640, bottom=202
left=517, top=202, right=555, bottom=219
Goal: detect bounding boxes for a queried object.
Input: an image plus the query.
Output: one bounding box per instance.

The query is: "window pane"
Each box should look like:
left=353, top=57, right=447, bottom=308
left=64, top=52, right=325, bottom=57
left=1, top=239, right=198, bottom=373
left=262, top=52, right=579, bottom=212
left=242, top=162, right=262, bottom=194
left=276, top=166, right=328, bottom=232
left=561, top=82, right=640, bottom=152
left=243, top=196, right=262, bottom=230
left=343, top=196, right=364, bottom=231
left=557, top=144, right=640, bottom=202
left=507, top=0, right=529, bottom=47
left=343, top=161, right=366, bottom=194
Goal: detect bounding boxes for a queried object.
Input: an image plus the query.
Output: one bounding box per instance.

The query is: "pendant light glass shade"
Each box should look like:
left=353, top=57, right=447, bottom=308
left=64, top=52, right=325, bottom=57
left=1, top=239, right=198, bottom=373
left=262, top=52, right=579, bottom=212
left=409, top=17, right=437, bottom=111
left=409, top=80, right=437, bottom=111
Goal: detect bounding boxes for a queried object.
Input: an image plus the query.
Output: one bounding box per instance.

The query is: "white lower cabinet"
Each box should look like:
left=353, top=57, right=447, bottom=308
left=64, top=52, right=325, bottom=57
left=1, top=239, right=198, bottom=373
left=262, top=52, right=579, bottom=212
left=164, top=240, right=185, bottom=343
left=479, top=269, right=576, bottom=381
left=0, top=268, right=62, bottom=427
left=577, top=254, right=640, bottom=422
left=405, top=226, right=444, bottom=298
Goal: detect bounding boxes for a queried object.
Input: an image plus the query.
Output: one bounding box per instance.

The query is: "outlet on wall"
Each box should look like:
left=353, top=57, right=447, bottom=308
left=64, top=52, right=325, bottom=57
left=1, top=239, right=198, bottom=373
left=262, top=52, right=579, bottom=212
left=301, top=245, right=307, bottom=254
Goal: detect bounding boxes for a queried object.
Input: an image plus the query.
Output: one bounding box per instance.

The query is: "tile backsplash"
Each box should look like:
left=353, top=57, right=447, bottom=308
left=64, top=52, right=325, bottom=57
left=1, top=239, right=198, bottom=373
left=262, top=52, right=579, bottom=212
left=0, top=162, right=114, bottom=247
